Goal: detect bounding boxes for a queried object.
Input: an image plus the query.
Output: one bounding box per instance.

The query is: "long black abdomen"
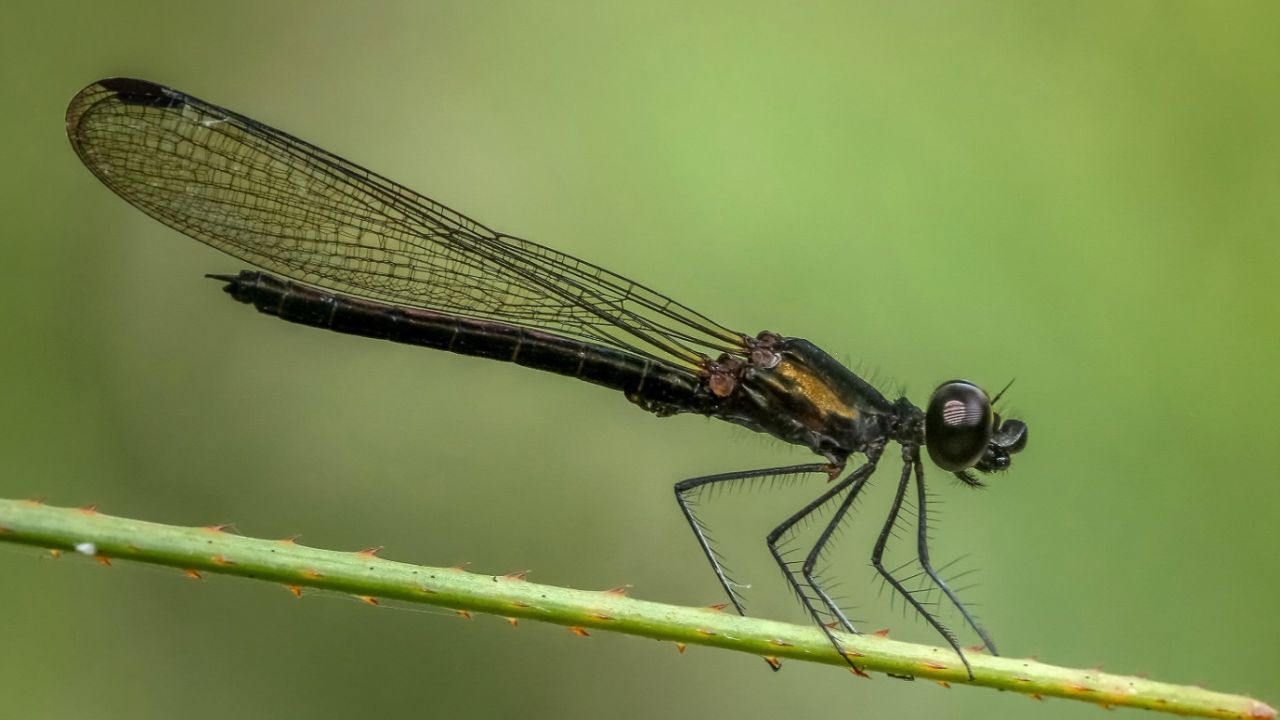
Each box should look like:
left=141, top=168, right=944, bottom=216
left=213, top=271, right=705, bottom=411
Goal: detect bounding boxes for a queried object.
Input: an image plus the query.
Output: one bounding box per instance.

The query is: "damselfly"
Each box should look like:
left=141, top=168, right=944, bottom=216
left=66, top=78, right=1028, bottom=677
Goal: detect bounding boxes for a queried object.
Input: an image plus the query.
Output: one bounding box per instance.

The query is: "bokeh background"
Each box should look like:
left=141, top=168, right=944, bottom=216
left=3, top=3, right=1276, bottom=718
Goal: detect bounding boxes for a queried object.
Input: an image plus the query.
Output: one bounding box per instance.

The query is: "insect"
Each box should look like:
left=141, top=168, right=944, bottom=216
left=66, top=77, right=1028, bottom=677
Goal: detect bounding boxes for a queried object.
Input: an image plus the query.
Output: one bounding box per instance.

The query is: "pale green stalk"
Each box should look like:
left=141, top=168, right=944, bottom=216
left=0, top=498, right=1271, bottom=719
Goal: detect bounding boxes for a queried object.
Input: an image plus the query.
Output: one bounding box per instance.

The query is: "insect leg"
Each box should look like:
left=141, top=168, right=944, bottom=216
left=799, top=456, right=880, bottom=634
left=912, top=458, right=999, bottom=655
left=675, top=463, right=833, bottom=617
left=765, top=449, right=882, bottom=676
left=871, top=447, right=973, bottom=679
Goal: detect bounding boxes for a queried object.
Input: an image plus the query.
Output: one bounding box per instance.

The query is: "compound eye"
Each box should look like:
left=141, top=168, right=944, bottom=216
left=925, top=380, right=994, bottom=471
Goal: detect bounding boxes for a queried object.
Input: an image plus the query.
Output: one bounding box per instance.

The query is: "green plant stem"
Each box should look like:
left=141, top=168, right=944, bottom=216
left=0, top=498, right=1270, bottom=719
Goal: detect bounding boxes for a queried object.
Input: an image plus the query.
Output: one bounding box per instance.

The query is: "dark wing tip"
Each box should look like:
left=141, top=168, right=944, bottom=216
left=94, top=77, right=185, bottom=107
left=96, top=77, right=163, bottom=94
left=66, top=78, right=186, bottom=152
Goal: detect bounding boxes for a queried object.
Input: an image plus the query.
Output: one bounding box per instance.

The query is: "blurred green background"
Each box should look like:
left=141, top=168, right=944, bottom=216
left=2, top=2, right=1276, bottom=718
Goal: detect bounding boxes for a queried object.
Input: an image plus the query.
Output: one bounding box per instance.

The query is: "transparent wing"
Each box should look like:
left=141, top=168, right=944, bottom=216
left=66, top=78, right=747, bottom=368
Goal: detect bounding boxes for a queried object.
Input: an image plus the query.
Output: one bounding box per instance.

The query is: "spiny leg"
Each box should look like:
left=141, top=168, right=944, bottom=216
left=765, top=446, right=883, bottom=675
left=912, top=459, right=999, bottom=655
left=675, top=463, right=835, bottom=618
left=800, top=446, right=923, bottom=681
left=871, top=447, right=973, bottom=679
left=799, top=450, right=884, bottom=635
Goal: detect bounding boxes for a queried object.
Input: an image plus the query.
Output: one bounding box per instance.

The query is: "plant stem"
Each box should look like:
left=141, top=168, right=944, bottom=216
left=0, top=498, right=1271, bottom=719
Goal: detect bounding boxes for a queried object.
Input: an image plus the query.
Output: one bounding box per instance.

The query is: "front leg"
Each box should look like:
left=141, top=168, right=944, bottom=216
left=912, top=458, right=999, bottom=655
left=872, top=446, right=973, bottom=678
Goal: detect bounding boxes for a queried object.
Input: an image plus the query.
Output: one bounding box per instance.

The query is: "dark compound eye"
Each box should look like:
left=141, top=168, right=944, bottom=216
left=925, top=380, right=994, bottom=472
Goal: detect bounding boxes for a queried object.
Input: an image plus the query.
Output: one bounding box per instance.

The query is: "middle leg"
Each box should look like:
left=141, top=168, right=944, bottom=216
left=766, top=444, right=884, bottom=674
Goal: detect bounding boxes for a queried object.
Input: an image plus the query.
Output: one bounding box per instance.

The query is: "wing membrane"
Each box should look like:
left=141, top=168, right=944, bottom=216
left=66, top=78, right=746, bottom=367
